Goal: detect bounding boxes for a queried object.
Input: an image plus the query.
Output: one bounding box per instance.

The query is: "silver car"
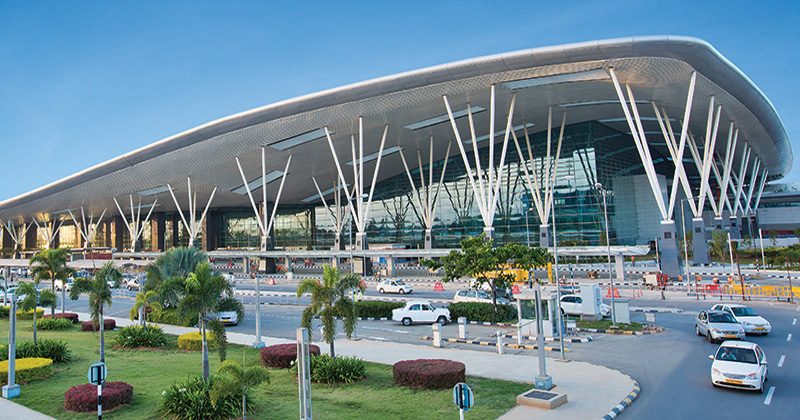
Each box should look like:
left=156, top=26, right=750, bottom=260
left=696, top=310, right=745, bottom=343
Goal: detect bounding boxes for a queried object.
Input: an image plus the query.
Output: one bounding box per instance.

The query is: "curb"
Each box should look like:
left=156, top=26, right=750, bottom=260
left=601, top=375, right=641, bottom=420
left=465, top=320, right=517, bottom=327
left=421, top=336, right=566, bottom=352
left=314, top=315, right=393, bottom=321
left=576, top=327, right=661, bottom=335
left=500, top=334, right=592, bottom=343
left=630, top=307, right=683, bottom=314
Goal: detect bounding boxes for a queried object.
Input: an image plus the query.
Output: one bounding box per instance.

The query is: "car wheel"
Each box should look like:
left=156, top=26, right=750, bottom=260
left=696, top=325, right=701, bottom=336
left=402, top=317, right=412, bottom=326
left=707, top=331, right=713, bottom=343
left=437, top=316, right=447, bottom=326
left=128, top=286, right=132, bottom=291
left=379, top=288, right=385, bottom=294
left=399, top=289, right=406, bottom=294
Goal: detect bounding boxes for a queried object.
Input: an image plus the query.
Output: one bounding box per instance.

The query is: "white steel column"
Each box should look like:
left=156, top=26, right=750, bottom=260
left=443, top=85, right=517, bottom=240
left=111, top=196, right=155, bottom=252
left=67, top=207, right=107, bottom=250
left=399, top=137, right=451, bottom=249
left=312, top=177, right=350, bottom=251
left=235, top=147, right=292, bottom=251
left=166, top=177, right=218, bottom=248
left=730, top=145, right=751, bottom=239
left=31, top=217, right=65, bottom=249
left=3, top=221, right=30, bottom=256
left=714, top=124, right=739, bottom=228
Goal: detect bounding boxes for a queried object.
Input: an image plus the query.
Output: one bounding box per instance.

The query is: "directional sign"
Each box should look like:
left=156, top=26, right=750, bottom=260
left=88, top=362, right=107, bottom=386
left=452, top=382, right=474, bottom=412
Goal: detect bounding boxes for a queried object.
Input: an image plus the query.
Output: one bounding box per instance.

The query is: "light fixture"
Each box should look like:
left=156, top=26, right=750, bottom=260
left=345, top=146, right=402, bottom=165
left=502, top=69, right=609, bottom=90
left=136, top=185, right=170, bottom=196
left=231, top=170, right=285, bottom=195
left=301, top=183, right=351, bottom=203
left=269, top=128, right=332, bottom=151
left=465, top=123, right=536, bottom=144
left=403, top=106, right=485, bottom=130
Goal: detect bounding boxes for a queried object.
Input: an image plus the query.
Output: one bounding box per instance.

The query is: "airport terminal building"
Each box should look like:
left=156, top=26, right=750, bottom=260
left=0, top=36, right=791, bottom=277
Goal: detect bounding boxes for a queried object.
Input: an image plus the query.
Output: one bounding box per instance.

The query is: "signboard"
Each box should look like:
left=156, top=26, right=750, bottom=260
left=88, top=362, right=107, bottom=386
left=452, top=382, right=474, bottom=412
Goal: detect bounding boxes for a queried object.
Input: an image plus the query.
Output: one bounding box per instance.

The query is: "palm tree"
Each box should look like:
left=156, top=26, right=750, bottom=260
left=29, top=248, right=76, bottom=317
left=130, top=290, right=162, bottom=327
left=297, top=265, right=363, bottom=358
left=16, top=281, right=56, bottom=344
left=150, top=247, right=207, bottom=307
left=211, top=360, right=270, bottom=420
left=180, top=262, right=231, bottom=381
left=70, top=261, right=119, bottom=363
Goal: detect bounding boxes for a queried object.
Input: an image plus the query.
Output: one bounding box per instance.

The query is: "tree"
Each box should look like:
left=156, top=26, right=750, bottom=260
left=794, top=227, right=800, bottom=243
left=70, top=261, right=119, bottom=362
left=769, top=229, right=778, bottom=248
left=149, top=247, right=208, bottom=307
left=211, top=360, right=270, bottom=420
left=423, top=234, right=549, bottom=313
left=297, top=265, right=363, bottom=359
left=709, top=229, right=727, bottom=260
left=16, top=281, right=56, bottom=344
left=179, top=262, right=231, bottom=381
left=29, top=248, right=75, bottom=317
left=130, top=290, right=162, bottom=328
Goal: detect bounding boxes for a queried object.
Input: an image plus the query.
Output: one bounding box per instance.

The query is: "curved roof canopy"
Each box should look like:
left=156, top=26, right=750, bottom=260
left=0, top=36, right=790, bottom=222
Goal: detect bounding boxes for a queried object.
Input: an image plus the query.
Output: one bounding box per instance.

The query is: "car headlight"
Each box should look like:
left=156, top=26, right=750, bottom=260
left=712, top=368, right=721, bottom=374
left=711, top=328, right=720, bottom=333
left=745, top=373, right=759, bottom=380
left=742, top=321, right=752, bottom=327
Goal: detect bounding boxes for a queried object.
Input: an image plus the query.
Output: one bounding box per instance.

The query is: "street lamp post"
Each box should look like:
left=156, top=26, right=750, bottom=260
left=525, top=208, right=531, bottom=247
left=552, top=175, right=572, bottom=360
left=595, top=183, right=616, bottom=326
left=680, top=199, right=696, bottom=299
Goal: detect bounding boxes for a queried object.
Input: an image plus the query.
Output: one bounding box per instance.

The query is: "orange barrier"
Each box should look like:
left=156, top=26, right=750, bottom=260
left=433, top=282, right=445, bottom=292
left=605, top=287, right=621, bottom=298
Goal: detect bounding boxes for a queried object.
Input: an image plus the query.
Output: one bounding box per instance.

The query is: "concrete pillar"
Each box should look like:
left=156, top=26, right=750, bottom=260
left=386, top=257, right=395, bottom=277
left=729, top=216, right=741, bottom=240
left=692, top=218, right=710, bottom=265
left=614, top=254, right=625, bottom=282
left=539, top=225, right=551, bottom=248
left=659, top=220, right=681, bottom=278
left=25, top=224, right=38, bottom=250
left=713, top=217, right=724, bottom=231
left=483, top=226, right=495, bottom=242
left=2, top=226, right=13, bottom=250
left=458, top=317, right=467, bottom=340
left=332, top=233, right=345, bottom=251
left=150, top=213, right=165, bottom=252
left=432, top=323, right=442, bottom=348
left=52, top=230, right=60, bottom=249
left=111, top=216, right=125, bottom=251
left=75, top=222, right=85, bottom=249
left=201, top=210, right=221, bottom=252
left=353, top=232, right=372, bottom=276
left=424, top=228, right=436, bottom=249
left=171, top=213, right=179, bottom=248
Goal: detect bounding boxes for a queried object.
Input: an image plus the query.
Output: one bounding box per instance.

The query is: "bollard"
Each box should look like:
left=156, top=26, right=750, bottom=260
left=517, top=328, right=523, bottom=346
left=432, top=323, right=442, bottom=348
left=496, top=330, right=504, bottom=355
left=458, top=317, right=467, bottom=340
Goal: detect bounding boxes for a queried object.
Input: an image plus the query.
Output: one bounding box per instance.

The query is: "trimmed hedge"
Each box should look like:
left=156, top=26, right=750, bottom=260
left=81, top=319, right=117, bottom=332
left=114, top=325, right=167, bottom=348
left=447, top=301, right=517, bottom=323
left=393, top=359, right=465, bottom=389
left=354, top=301, right=404, bottom=318
left=306, top=354, right=366, bottom=384
left=260, top=343, right=320, bottom=368
left=161, top=375, right=242, bottom=420
left=0, top=339, right=73, bottom=363
left=0, top=357, right=53, bottom=385
left=64, top=381, right=133, bottom=412
left=38, top=318, right=74, bottom=330
left=0, top=306, right=8, bottom=318
left=17, top=308, right=45, bottom=320
left=177, top=331, right=217, bottom=351
left=43, top=312, right=80, bottom=323
left=148, top=308, right=195, bottom=327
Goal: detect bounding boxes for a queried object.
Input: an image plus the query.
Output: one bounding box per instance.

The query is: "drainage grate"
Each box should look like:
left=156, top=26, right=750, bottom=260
left=522, top=390, right=557, bottom=400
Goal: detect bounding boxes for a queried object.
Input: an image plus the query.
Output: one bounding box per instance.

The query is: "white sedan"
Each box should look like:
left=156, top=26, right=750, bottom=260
left=217, top=311, right=239, bottom=326
left=54, top=278, right=74, bottom=292
left=376, top=280, right=412, bottom=294
left=453, top=289, right=510, bottom=305
left=392, top=300, right=450, bottom=326
left=710, top=341, right=768, bottom=393
left=559, top=294, right=611, bottom=317
left=0, top=287, right=25, bottom=304
left=711, top=304, right=771, bottom=335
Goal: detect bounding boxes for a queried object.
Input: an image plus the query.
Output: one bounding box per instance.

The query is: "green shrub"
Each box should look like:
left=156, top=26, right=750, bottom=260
left=447, top=301, right=516, bottom=323
left=0, top=339, right=73, bottom=363
left=17, top=308, right=45, bottom=320
left=148, top=308, right=195, bottom=327
left=38, top=318, right=74, bottom=330
left=0, top=357, right=53, bottom=385
left=114, top=325, right=167, bottom=348
left=291, top=354, right=366, bottom=384
left=0, top=306, right=8, bottom=318
left=160, top=375, right=244, bottom=420
left=178, top=331, right=217, bottom=351
left=354, top=301, right=404, bottom=318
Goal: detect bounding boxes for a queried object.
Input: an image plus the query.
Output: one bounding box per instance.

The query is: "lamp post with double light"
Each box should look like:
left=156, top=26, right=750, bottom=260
left=594, top=182, right=616, bottom=326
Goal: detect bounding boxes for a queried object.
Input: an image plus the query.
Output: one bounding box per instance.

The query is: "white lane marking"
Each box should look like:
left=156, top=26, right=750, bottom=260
left=788, top=333, right=793, bottom=342
left=794, top=318, right=797, bottom=326
left=764, top=386, right=775, bottom=405
left=362, top=336, right=387, bottom=341
left=778, top=355, right=785, bottom=367
left=360, top=326, right=410, bottom=334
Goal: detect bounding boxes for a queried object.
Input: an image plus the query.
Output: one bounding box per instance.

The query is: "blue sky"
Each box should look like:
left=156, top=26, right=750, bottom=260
left=1, top=1, right=798, bottom=201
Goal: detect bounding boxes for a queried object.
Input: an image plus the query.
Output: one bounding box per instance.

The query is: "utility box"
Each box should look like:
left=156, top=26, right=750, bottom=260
left=612, top=299, right=631, bottom=324
left=516, top=290, right=557, bottom=337
left=580, top=283, right=603, bottom=321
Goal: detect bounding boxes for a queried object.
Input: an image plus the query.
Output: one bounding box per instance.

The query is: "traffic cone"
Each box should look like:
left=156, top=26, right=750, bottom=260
left=433, top=282, right=445, bottom=292
left=268, top=278, right=276, bottom=286
left=512, top=284, right=521, bottom=294
left=605, top=287, right=620, bottom=298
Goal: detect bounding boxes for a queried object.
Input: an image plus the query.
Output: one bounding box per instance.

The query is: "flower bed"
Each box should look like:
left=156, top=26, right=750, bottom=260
left=64, top=381, right=133, bottom=412
left=393, top=359, right=465, bottom=389
left=43, top=312, right=80, bottom=323
left=81, top=319, right=117, bottom=332
left=0, top=339, right=73, bottom=363
left=17, top=308, right=45, bottom=320
left=260, top=343, right=320, bottom=368
left=0, top=357, right=53, bottom=385
left=114, top=325, right=167, bottom=348
left=177, top=331, right=217, bottom=351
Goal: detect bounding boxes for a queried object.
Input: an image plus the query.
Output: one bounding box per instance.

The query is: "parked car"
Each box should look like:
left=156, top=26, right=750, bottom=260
left=377, top=280, right=412, bottom=294
left=54, top=278, right=74, bottom=292
left=217, top=311, right=239, bottom=326
left=696, top=310, right=745, bottom=342
left=0, top=287, right=25, bottom=304
left=559, top=294, right=611, bottom=317
left=709, top=341, right=768, bottom=393
left=126, top=278, right=141, bottom=291
left=392, top=300, right=450, bottom=326
left=454, top=289, right=510, bottom=305
left=711, top=304, right=771, bottom=335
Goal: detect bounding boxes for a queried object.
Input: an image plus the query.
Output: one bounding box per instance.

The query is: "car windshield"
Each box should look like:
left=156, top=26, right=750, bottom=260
left=709, top=313, right=737, bottom=323
left=716, top=347, right=758, bottom=364
left=395, top=281, right=406, bottom=285
left=731, top=307, right=758, bottom=317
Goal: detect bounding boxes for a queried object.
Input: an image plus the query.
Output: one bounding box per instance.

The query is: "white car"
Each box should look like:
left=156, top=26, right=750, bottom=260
left=696, top=310, right=745, bottom=343
left=0, top=287, right=25, bottom=304
left=709, top=341, right=768, bottom=393
left=392, top=300, right=450, bottom=326
left=376, top=280, right=412, bottom=294
left=217, top=311, right=239, bottom=326
left=711, top=304, right=771, bottom=335
left=126, top=278, right=141, bottom=291
left=454, top=289, right=510, bottom=305
left=54, top=278, right=74, bottom=292
left=559, top=294, right=611, bottom=317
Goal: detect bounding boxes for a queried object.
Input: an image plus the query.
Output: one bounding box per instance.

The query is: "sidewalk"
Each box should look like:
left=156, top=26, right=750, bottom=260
left=80, top=312, right=637, bottom=420
left=0, top=397, right=56, bottom=420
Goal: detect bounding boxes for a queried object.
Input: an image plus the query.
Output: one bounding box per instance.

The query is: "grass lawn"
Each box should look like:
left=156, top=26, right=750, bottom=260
left=0, top=319, right=529, bottom=419
left=575, top=319, right=643, bottom=332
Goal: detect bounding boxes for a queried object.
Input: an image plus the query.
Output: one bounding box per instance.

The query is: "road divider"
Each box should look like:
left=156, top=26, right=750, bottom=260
left=421, top=336, right=566, bottom=352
